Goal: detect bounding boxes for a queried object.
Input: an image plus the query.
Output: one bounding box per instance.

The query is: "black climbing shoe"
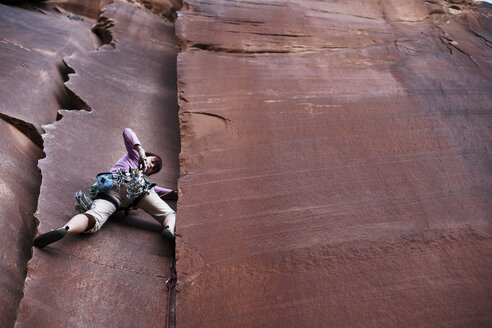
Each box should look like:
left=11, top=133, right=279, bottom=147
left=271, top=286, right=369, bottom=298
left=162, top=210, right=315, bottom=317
left=161, top=190, right=178, bottom=201
left=33, top=226, right=69, bottom=248
left=161, top=227, right=175, bottom=247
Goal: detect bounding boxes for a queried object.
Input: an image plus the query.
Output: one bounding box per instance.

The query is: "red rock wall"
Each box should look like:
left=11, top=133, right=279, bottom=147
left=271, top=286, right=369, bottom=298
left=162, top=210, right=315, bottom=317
left=44, top=0, right=112, bottom=19
left=9, top=1, right=180, bottom=327
left=175, top=0, right=492, bottom=327
left=0, top=4, right=96, bottom=146
left=0, top=4, right=95, bottom=327
left=42, top=0, right=182, bottom=20
left=1, top=0, right=491, bottom=327
left=0, top=121, right=43, bottom=328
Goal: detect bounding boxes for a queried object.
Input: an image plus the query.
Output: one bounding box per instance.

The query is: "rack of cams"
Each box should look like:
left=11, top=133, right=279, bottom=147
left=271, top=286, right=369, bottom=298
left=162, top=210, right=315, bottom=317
left=75, top=168, right=152, bottom=212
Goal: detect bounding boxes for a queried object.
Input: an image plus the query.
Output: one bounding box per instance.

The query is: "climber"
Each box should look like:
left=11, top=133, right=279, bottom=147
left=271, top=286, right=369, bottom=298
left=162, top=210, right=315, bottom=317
left=33, top=128, right=177, bottom=249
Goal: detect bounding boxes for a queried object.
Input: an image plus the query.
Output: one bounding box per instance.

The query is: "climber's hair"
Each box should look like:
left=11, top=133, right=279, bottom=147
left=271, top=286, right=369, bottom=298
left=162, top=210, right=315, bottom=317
left=145, top=152, right=162, bottom=175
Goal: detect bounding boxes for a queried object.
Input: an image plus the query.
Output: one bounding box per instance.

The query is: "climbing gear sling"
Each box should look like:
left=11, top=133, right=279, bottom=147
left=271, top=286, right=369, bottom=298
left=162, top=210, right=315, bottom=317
left=76, top=168, right=155, bottom=214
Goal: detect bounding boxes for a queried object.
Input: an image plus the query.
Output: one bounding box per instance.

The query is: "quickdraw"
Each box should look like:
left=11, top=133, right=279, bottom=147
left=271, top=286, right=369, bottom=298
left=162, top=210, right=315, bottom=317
left=74, top=190, right=95, bottom=213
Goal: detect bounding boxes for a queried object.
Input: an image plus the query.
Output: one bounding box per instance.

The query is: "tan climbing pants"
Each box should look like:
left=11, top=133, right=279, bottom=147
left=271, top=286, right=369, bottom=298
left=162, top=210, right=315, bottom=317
left=84, top=188, right=175, bottom=233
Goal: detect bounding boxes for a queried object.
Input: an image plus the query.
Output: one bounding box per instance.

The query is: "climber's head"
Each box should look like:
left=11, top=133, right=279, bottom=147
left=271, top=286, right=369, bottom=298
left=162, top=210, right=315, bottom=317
left=144, top=152, right=162, bottom=175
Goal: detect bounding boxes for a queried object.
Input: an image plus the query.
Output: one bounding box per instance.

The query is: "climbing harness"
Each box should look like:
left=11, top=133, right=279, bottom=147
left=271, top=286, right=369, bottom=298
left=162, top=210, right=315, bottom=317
left=75, top=168, right=154, bottom=213
left=90, top=168, right=153, bottom=200
left=166, top=264, right=177, bottom=291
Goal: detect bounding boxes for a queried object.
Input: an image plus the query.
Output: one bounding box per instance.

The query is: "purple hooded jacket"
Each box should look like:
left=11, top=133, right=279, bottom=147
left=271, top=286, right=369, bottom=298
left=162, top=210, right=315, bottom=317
left=110, top=128, right=172, bottom=196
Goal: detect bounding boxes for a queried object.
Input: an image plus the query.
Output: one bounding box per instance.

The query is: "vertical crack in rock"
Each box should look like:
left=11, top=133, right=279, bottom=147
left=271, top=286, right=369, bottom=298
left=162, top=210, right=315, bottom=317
left=0, top=3, right=101, bottom=326
left=10, top=29, right=96, bottom=328
left=0, top=3, right=110, bottom=327
left=0, top=118, right=43, bottom=328
left=13, top=1, right=182, bottom=326
left=8, top=0, right=490, bottom=326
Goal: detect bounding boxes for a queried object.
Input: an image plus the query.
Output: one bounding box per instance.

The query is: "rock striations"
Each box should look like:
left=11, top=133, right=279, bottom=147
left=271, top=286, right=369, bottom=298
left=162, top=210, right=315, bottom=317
left=175, top=0, right=492, bottom=327
left=0, top=1, right=180, bottom=327
left=0, top=0, right=490, bottom=327
left=0, top=4, right=94, bottom=327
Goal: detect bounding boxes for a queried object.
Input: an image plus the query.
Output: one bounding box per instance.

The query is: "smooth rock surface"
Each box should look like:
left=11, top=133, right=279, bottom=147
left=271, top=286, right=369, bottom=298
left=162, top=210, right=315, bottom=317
left=15, top=1, right=179, bottom=327
left=0, top=120, right=43, bottom=328
left=0, top=4, right=96, bottom=146
left=41, top=0, right=182, bottom=20
left=0, top=4, right=94, bottom=327
left=43, top=0, right=111, bottom=19
left=175, top=0, right=492, bottom=327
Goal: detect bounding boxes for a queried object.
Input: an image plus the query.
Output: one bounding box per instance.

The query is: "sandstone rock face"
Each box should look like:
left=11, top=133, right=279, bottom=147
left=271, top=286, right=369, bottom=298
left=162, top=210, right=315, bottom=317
left=175, top=0, right=492, bottom=327
left=0, top=4, right=96, bottom=146
left=7, top=1, right=179, bottom=327
left=1, top=0, right=491, bottom=327
left=0, top=121, right=43, bottom=328
left=0, top=4, right=94, bottom=327
left=37, top=0, right=182, bottom=20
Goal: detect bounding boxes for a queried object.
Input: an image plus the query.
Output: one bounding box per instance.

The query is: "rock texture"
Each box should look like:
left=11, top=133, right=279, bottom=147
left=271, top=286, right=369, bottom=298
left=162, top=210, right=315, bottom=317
left=1, top=0, right=491, bottom=327
left=0, top=3, right=96, bottom=146
left=0, top=121, right=43, bottom=328
left=0, top=4, right=94, bottom=327
left=36, top=0, right=182, bottom=20
left=9, top=1, right=179, bottom=327
left=175, top=0, right=492, bottom=327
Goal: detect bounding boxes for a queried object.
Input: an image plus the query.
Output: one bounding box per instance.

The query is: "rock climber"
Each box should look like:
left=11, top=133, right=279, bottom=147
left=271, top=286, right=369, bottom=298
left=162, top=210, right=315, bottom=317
left=33, top=128, right=177, bottom=248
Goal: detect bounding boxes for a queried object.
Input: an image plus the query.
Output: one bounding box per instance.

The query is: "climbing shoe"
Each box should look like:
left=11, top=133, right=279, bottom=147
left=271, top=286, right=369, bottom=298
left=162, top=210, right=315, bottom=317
left=161, top=226, right=175, bottom=247
left=161, top=190, right=178, bottom=201
left=33, top=226, right=69, bottom=248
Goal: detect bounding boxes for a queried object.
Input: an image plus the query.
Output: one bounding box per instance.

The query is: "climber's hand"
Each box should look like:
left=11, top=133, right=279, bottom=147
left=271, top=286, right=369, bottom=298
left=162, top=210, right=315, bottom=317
left=137, top=146, right=148, bottom=171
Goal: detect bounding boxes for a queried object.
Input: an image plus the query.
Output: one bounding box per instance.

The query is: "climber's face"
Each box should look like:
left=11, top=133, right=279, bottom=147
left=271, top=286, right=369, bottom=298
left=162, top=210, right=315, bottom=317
left=144, top=156, right=158, bottom=175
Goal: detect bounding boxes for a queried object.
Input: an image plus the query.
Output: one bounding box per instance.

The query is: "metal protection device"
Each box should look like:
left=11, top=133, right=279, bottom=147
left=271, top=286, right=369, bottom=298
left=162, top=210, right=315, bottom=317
left=75, top=191, right=95, bottom=213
